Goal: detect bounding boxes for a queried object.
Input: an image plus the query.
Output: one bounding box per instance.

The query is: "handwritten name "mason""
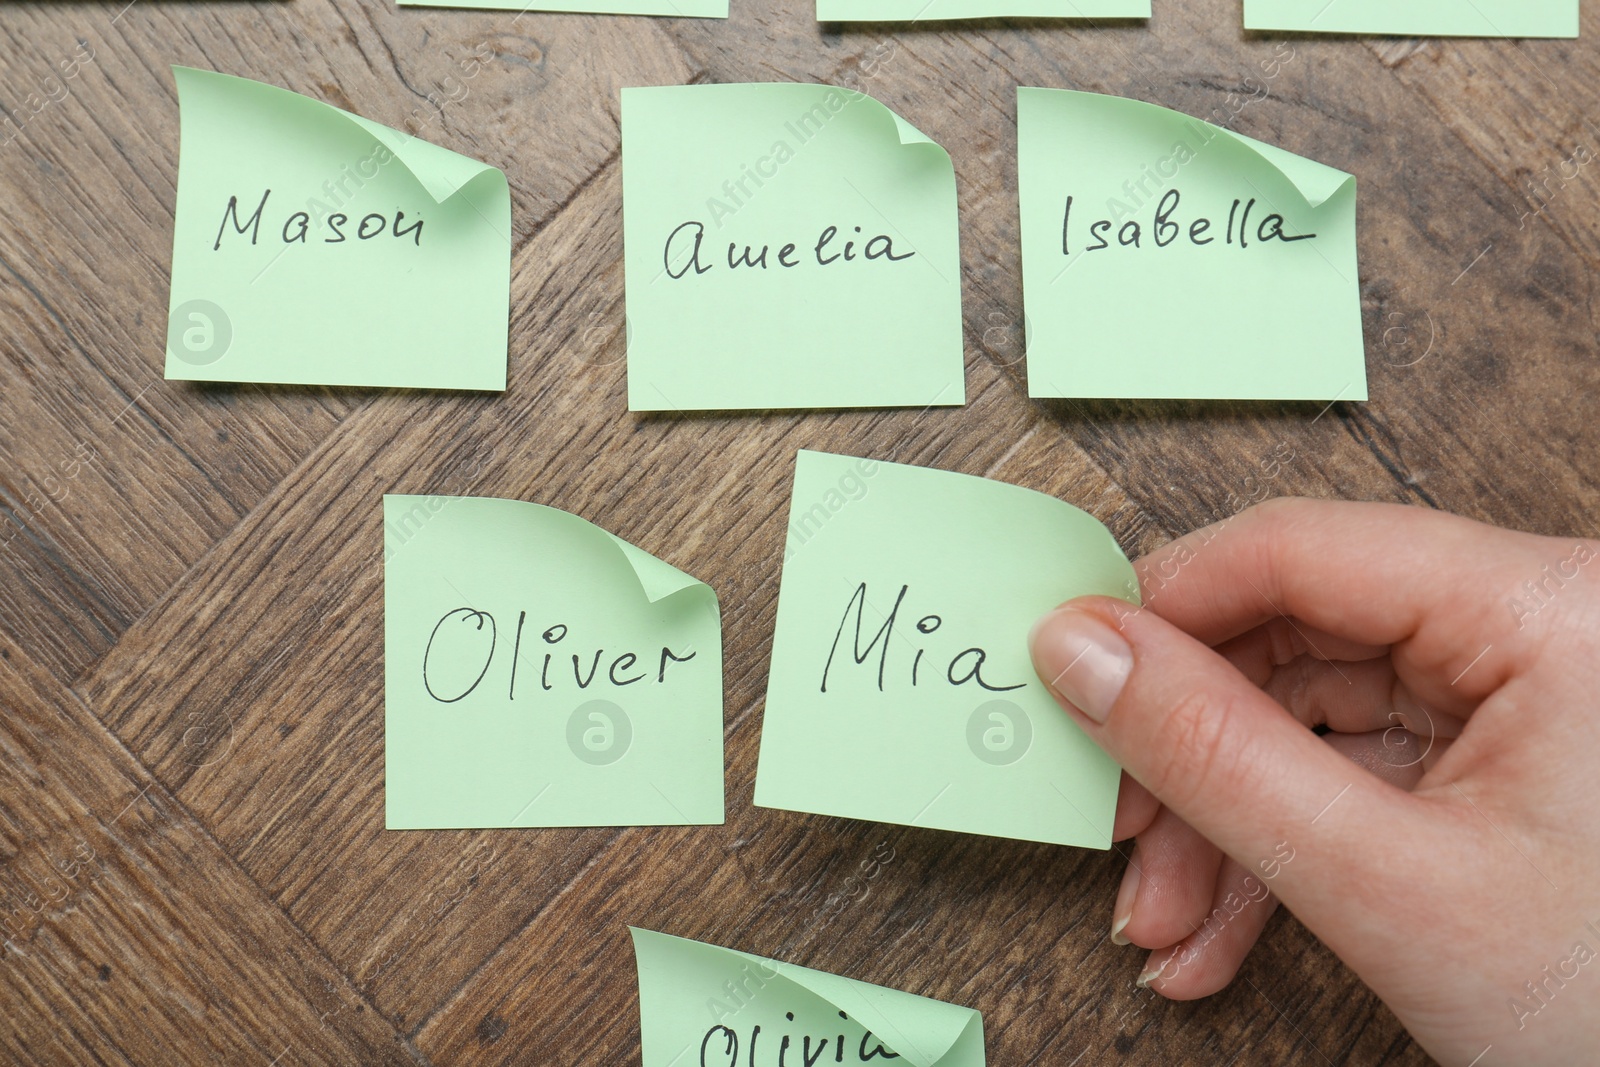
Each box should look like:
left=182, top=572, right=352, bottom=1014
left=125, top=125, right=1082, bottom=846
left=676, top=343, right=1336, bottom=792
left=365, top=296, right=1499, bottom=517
left=212, top=189, right=424, bottom=250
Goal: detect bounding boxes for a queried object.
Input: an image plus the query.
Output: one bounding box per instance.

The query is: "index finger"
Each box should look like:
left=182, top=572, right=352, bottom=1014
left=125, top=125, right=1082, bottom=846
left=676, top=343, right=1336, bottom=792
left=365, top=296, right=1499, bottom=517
left=1133, top=497, right=1573, bottom=707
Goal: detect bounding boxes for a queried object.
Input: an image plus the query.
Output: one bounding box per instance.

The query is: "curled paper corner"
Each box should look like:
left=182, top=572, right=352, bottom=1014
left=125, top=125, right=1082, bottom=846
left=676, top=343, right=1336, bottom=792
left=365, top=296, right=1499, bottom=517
left=884, top=103, right=936, bottom=148
left=344, top=111, right=504, bottom=205
left=992, top=477, right=1142, bottom=609
left=855, top=88, right=953, bottom=165
left=767, top=960, right=977, bottom=1067
left=629, top=928, right=982, bottom=1067
left=170, top=65, right=503, bottom=206
left=1019, top=87, right=1351, bottom=211
left=1122, top=90, right=1352, bottom=210
left=1222, top=126, right=1353, bottom=210
left=842, top=453, right=1141, bottom=610
left=604, top=533, right=709, bottom=605
left=767, top=81, right=950, bottom=165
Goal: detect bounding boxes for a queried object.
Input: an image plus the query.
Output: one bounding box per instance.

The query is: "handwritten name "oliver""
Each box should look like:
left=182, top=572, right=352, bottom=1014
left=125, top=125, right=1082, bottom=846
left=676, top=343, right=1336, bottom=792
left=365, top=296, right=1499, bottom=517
left=422, top=608, right=696, bottom=704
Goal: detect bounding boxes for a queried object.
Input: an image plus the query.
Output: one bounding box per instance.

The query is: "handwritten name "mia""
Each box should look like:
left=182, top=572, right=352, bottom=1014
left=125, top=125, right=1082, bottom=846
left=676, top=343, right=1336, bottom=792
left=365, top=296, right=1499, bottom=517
left=820, top=582, right=1024, bottom=694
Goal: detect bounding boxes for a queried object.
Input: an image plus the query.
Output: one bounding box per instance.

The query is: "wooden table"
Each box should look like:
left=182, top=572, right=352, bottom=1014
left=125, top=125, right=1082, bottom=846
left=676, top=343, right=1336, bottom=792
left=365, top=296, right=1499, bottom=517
left=2, top=0, right=1595, bottom=1061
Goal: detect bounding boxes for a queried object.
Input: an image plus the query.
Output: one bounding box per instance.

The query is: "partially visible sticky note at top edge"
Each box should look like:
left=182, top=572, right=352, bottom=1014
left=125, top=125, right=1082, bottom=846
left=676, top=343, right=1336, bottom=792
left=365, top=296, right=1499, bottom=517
left=817, top=0, right=1145, bottom=22
left=754, top=450, right=1134, bottom=849
left=1017, top=86, right=1365, bottom=402
left=630, top=928, right=986, bottom=1067
left=166, top=67, right=510, bottom=391
left=621, top=83, right=964, bottom=412
left=398, top=0, right=727, bottom=16
left=1243, top=0, right=1577, bottom=37
left=383, top=496, right=723, bottom=830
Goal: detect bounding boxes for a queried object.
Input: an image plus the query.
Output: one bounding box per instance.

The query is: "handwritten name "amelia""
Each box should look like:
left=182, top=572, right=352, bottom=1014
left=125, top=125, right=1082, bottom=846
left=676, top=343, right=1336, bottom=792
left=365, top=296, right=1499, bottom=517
left=663, top=221, right=913, bottom=279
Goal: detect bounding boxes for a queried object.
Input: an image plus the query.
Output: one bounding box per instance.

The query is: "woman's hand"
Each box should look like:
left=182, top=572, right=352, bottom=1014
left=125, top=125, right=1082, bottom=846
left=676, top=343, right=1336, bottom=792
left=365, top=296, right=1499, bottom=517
left=1029, top=498, right=1600, bottom=1066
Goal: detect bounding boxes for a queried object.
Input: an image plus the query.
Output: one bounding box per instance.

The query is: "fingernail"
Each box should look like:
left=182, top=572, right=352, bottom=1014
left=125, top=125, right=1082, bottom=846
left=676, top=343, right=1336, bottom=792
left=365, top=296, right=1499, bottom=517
left=1110, top=857, right=1140, bottom=946
left=1029, top=608, right=1133, bottom=724
left=1136, top=948, right=1176, bottom=989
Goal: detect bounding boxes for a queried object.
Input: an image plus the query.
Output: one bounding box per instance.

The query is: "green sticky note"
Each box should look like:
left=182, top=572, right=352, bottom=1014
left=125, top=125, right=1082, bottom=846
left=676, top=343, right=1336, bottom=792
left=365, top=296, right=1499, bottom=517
left=398, top=0, right=726, bottom=15
left=754, top=451, right=1135, bottom=849
left=166, top=67, right=510, bottom=390
left=1018, top=87, right=1365, bottom=402
left=383, top=496, right=723, bottom=828
left=630, top=928, right=986, bottom=1067
left=1244, top=0, right=1577, bottom=37
left=818, top=0, right=1145, bottom=22
left=622, top=84, right=963, bottom=412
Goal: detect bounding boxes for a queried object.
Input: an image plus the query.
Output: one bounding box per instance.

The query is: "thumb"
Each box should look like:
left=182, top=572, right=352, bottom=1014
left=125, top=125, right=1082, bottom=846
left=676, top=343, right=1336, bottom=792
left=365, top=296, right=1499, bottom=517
left=1029, top=596, right=1424, bottom=926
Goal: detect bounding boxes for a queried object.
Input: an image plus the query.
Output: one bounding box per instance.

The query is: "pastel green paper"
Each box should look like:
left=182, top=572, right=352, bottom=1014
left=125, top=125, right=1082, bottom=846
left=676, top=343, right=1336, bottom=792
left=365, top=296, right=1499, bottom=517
left=622, top=84, right=963, bottom=411
left=818, top=0, right=1145, bottom=22
left=383, top=496, right=722, bottom=828
left=399, top=0, right=725, bottom=15
left=1244, top=0, right=1577, bottom=37
left=166, top=67, right=509, bottom=390
left=754, top=451, right=1134, bottom=849
left=630, top=928, right=985, bottom=1067
left=1018, top=87, right=1365, bottom=402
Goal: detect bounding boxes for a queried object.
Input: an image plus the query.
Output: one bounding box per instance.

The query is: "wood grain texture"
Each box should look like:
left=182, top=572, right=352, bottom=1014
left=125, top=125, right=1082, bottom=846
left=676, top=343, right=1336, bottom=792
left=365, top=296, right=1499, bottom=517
left=1, top=0, right=1594, bottom=1061
left=0, top=632, right=419, bottom=1064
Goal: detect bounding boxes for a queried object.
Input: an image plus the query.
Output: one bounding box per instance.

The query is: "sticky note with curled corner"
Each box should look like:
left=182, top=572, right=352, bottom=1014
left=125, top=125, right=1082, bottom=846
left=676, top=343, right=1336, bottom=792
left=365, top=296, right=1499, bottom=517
left=1244, top=0, right=1577, bottom=38
left=817, top=0, right=1146, bottom=23
left=383, top=495, right=723, bottom=829
left=165, top=67, right=509, bottom=390
left=754, top=450, right=1135, bottom=849
left=630, top=928, right=986, bottom=1067
left=1018, top=87, right=1365, bottom=402
left=621, top=83, right=963, bottom=412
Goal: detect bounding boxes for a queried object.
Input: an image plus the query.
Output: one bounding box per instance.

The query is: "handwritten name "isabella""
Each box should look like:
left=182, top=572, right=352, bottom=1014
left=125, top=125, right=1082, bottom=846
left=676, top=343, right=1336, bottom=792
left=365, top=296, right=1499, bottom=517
left=1061, top=188, right=1316, bottom=254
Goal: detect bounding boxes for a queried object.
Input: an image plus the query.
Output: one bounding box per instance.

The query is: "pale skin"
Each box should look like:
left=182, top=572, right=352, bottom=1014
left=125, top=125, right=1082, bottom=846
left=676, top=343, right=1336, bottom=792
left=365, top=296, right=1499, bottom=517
left=1027, top=498, right=1600, bottom=1066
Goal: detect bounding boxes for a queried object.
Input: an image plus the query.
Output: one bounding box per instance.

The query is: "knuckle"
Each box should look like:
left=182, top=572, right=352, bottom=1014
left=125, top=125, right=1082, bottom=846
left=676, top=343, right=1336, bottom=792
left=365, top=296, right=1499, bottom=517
left=1238, top=495, right=1312, bottom=546
left=1264, top=617, right=1302, bottom=667
left=1245, top=495, right=1308, bottom=522
left=1278, top=654, right=1318, bottom=724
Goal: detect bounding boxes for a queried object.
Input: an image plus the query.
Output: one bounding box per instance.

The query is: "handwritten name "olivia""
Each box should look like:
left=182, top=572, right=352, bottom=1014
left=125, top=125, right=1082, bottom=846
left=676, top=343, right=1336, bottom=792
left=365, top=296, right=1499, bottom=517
left=701, top=1011, right=901, bottom=1067
left=663, top=221, right=914, bottom=279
